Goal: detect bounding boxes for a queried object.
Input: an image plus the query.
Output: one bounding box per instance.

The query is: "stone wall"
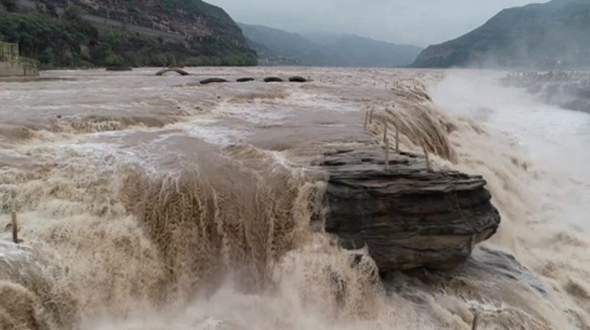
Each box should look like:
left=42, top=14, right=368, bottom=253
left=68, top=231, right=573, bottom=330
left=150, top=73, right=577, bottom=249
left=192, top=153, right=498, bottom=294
left=0, top=62, right=39, bottom=77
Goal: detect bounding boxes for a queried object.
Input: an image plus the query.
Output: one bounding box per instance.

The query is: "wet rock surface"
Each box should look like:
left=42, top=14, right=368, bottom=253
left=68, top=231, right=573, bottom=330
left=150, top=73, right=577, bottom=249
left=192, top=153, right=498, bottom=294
left=470, top=246, right=547, bottom=296
left=200, top=77, right=229, bottom=85
left=314, top=148, right=501, bottom=272
left=289, top=76, right=307, bottom=82
left=264, top=77, right=284, bottom=83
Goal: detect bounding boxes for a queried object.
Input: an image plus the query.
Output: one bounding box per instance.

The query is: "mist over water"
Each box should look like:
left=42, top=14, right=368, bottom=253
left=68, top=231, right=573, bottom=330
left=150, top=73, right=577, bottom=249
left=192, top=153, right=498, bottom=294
left=432, top=71, right=590, bottom=182
left=1, top=68, right=590, bottom=330
left=432, top=70, right=590, bottom=232
left=432, top=70, right=590, bottom=328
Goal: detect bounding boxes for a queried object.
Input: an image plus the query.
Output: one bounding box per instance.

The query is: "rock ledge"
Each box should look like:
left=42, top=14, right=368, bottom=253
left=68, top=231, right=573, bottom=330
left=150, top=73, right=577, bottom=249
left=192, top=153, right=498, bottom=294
left=314, top=148, right=500, bottom=272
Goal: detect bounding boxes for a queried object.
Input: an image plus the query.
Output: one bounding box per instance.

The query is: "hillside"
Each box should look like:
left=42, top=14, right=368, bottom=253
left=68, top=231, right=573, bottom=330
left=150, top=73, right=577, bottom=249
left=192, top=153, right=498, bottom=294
left=240, top=23, right=422, bottom=67
left=0, top=0, right=257, bottom=68
left=317, top=33, right=423, bottom=68
left=239, top=23, right=328, bottom=65
left=413, top=0, right=590, bottom=69
left=57, top=0, right=245, bottom=42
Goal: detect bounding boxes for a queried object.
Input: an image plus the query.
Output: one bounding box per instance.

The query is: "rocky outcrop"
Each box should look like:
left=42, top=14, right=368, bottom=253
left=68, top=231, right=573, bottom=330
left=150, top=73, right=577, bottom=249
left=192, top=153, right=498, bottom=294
left=314, top=149, right=500, bottom=272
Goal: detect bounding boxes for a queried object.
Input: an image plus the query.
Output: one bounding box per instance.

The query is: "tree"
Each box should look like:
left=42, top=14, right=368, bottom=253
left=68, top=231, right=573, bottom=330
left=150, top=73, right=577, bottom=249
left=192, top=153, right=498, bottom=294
left=64, top=5, right=84, bottom=21
left=46, top=3, right=58, bottom=18
left=150, top=52, right=176, bottom=67
left=0, top=15, right=19, bottom=42
left=0, top=4, right=258, bottom=69
left=38, top=48, right=54, bottom=65
left=105, top=54, right=123, bottom=66
left=124, top=51, right=139, bottom=67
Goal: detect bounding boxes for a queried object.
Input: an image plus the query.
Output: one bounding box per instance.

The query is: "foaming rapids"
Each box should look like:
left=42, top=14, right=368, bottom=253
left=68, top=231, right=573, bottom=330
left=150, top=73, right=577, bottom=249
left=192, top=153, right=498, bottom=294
left=118, top=145, right=327, bottom=297
left=1, top=68, right=589, bottom=330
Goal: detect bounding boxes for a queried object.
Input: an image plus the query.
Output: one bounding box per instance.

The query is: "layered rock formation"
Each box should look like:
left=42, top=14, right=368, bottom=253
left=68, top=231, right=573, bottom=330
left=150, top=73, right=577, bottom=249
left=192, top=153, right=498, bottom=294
left=314, top=148, right=500, bottom=272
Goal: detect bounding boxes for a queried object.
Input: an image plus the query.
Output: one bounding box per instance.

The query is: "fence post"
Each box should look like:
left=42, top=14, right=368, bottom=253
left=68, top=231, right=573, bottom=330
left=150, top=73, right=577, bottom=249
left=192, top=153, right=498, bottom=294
left=385, top=139, right=390, bottom=171
left=11, top=210, right=18, bottom=244
left=383, top=120, right=388, bottom=143
left=472, top=312, right=479, bottom=330
left=395, top=123, right=400, bottom=152
left=423, top=144, right=432, bottom=172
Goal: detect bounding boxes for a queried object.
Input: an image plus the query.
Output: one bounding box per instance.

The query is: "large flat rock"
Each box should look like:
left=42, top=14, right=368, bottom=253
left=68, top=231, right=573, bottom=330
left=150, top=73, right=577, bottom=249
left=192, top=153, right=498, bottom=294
left=313, top=148, right=501, bottom=272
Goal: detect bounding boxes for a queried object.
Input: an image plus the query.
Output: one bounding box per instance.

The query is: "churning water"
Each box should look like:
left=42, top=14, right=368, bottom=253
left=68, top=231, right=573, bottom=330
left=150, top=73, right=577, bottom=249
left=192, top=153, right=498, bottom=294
left=1, top=67, right=589, bottom=330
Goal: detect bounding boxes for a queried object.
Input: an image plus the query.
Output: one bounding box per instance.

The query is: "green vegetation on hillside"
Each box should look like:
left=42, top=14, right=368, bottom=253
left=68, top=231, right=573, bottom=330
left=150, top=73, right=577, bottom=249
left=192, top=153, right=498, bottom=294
left=413, top=0, right=590, bottom=68
left=0, top=1, right=257, bottom=68
left=79, top=0, right=245, bottom=43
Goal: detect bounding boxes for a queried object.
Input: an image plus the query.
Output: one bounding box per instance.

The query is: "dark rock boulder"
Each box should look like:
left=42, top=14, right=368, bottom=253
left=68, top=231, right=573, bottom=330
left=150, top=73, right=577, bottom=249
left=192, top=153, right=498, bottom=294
left=264, top=77, right=283, bottom=83
left=200, top=78, right=229, bottom=85
left=313, top=148, right=500, bottom=272
left=237, top=77, right=255, bottom=82
left=289, top=76, right=307, bottom=83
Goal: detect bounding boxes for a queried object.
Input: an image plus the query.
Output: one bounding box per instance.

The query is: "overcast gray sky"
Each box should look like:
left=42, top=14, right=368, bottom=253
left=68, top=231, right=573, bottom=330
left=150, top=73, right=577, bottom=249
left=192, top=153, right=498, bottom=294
left=206, top=0, right=547, bottom=47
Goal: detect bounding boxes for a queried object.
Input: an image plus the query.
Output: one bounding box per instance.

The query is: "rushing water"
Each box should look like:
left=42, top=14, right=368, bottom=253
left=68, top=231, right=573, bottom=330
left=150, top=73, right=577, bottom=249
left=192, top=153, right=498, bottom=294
left=0, top=67, right=589, bottom=330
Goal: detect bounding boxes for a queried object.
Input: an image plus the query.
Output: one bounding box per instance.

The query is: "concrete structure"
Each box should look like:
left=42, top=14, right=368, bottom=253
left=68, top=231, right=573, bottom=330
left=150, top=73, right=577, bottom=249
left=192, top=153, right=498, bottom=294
left=0, top=42, right=19, bottom=61
left=0, top=42, right=39, bottom=77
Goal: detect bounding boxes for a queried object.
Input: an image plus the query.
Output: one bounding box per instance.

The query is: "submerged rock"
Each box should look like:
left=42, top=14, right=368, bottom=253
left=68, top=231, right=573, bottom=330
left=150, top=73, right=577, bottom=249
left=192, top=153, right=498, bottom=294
left=313, top=148, right=500, bottom=272
left=200, top=78, right=229, bottom=85
left=471, top=246, right=547, bottom=296
left=264, top=77, right=284, bottom=83
left=289, top=76, right=307, bottom=83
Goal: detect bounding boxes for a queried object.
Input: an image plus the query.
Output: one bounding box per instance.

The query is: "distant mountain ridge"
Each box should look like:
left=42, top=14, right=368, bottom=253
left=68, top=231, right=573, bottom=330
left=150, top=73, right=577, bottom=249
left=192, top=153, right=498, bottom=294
left=239, top=23, right=423, bottom=67
left=413, top=0, right=590, bottom=69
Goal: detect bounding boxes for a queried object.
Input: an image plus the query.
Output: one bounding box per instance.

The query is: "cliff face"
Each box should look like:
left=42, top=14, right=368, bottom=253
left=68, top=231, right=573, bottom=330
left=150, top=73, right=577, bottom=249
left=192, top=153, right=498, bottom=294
left=1, top=0, right=257, bottom=68
left=413, top=0, right=590, bottom=68
left=43, top=0, right=246, bottom=43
